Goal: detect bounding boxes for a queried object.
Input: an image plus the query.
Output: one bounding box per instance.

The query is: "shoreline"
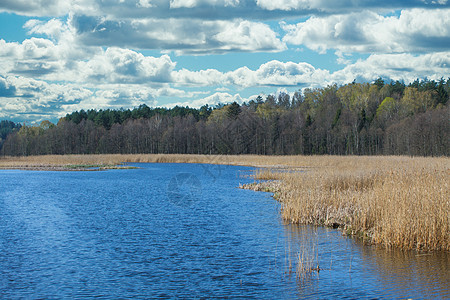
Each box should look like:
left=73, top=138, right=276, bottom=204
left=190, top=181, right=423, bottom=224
left=1, top=154, right=448, bottom=251
left=0, top=166, right=99, bottom=171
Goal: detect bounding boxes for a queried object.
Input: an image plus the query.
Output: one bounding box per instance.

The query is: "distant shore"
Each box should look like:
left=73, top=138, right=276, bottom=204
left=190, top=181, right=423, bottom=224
left=0, top=166, right=97, bottom=171
left=0, top=165, right=137, bottom=171
left=1, top=154, right=448, bottom=251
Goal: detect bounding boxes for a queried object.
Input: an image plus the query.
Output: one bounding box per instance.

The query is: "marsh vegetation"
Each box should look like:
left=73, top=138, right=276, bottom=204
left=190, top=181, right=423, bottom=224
left=246, top=155, right=449, bottom=251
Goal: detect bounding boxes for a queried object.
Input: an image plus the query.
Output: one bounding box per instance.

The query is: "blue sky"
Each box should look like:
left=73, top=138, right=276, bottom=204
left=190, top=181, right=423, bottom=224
left=0, top=0, right=449, bottom=123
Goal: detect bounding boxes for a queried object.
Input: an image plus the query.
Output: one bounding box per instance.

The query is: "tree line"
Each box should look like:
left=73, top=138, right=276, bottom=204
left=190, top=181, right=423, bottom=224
left=1, top=78, right=449, bottom=157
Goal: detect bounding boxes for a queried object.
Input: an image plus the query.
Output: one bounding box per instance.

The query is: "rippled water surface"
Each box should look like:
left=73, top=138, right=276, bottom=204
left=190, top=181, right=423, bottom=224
left=0, top=163, right=448, bottom=299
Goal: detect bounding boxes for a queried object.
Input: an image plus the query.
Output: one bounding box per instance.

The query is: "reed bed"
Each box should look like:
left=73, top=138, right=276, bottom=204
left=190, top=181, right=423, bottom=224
left=252, top=156, right=449, bottom=251
left=0, top=154, right=344, bottom=168
left=1, top=154, right=448, bottom=251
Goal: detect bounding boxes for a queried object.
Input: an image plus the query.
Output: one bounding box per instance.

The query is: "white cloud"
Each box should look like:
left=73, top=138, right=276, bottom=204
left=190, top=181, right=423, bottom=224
left=257, top=0, right=449, bottom=11
left=170, top=0, right=240, bottom=9
left=173, top=60, right=330, bottom=88
left=172, top=60, right=329, bottom=88
left=24, top=18, right=67, bottom=39
left=2, top=33, right=448, bottom=93
left=70, top=16, right=285, bottom=54
left=331, top=52, right=450, bottom=84
left=81, top=48, right=176, bottom=84
left=0, top=76, right=17, bottom=97
left=137, top=0, right=154, bottom=8
left=0, top=0, right=71, bottom=17
left=282, top=8, right=450, bottom=54
left=173, top=68, right=224, bottom=86
left=225, top=60, right=330, bottom=87
left=0, top=38, right=57, bottom=60
left=0, top=38, right=65, bottom=78
left=0, top=36, right=98, bottom=80
left=1, top=0, right=447, bottom=19
left=0, top=75, right=93, bottom=122
left=213, top=20, right=286, bottom=53
left=173, top=52, right=450, bottom=90
left=256, top=0, right=311, bottom=11
left=0, top=36, right=176, bottom=84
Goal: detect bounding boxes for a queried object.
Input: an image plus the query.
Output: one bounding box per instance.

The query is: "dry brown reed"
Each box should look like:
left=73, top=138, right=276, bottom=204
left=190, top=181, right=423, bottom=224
left=295, top=226, right=320, bottom=281
left=296, top=244, right=320, bottom=281
left=1, top=154, right=448, bottom=251
left=257, top=156, right=449, bottom=251
left=0, top=154, right=289, bottom=168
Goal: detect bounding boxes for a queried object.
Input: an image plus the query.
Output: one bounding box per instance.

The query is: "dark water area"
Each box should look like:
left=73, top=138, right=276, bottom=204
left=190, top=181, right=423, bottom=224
left=0, top=163, right=448, bottom=299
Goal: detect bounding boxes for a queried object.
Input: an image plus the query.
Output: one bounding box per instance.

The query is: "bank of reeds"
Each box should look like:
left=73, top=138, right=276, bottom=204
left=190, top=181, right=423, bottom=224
left=0, top=154, right=275, bottom=168
left=1, top=154, right=448, bottom=251
left=249, top=156, right=449, bottom=251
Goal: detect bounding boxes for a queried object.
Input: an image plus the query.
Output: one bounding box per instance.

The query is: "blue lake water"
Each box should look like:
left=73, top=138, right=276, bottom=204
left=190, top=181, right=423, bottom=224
left=0, top=163, right=448, bottom=299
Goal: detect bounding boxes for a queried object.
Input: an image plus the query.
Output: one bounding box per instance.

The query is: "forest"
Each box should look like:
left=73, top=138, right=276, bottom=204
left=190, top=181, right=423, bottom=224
left=1, top=78, right=449, bottom=157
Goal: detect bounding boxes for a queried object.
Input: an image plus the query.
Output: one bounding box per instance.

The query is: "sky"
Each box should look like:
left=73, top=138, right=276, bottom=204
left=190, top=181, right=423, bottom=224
left=0, top=1, right=449, bottom=123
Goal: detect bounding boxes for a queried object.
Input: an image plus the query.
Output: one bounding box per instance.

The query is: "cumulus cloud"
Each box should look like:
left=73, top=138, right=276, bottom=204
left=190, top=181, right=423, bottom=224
left=230, top=60, right=327, bottom=87
left=256, top=0, right=312, bottom=11
left=2, top=32, right=448, bottom=92
left=0, top=36, right=98, bottom=80
left=219, top=60, right=331, bottom=88
left=331, top=52, right=450, bottom=84
left=256, top=0, right=449, bottom=11
left=170, top=0, right=240, bottom=9
left=0, top=26, right=179, bottom=84
left=282, top=8, right=450, bottom=54
left=213, top=20, right=286, bottom=53
left=0, top=75, right=93, bottom=122
left=0, top=0, right=70, bottom=17
left=172, top=60, right=330, bottom=88
left=2, top=0, right=447, bottom=19
left=79, top=48, right=176, bottom=84
left=173, top=68, right=224, bottom=86
left=24, top=18, right=67, bottom=39
left=173, top=52, right=450, bottom=89
left=0, top=38, right=63, bottom=78
left=70, top=15, right=285, bottom=54
left=0, top=76, right=17, bottom=97
left=0, top=17, right=101, bottom=80
left=0, top=38, right=58, bottom=60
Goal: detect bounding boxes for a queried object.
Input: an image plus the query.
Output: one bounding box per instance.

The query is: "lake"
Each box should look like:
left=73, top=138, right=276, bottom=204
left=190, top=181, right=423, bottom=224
left=0, top=163, right=448, bottom=299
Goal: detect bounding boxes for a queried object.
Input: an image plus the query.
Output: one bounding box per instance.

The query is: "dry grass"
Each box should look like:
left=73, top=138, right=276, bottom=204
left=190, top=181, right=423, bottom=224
left=1, top=154, right=448, bottom=251
left=0, top=154, right=292, bottom=168
left=253, top=156, right=449, bottom=251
